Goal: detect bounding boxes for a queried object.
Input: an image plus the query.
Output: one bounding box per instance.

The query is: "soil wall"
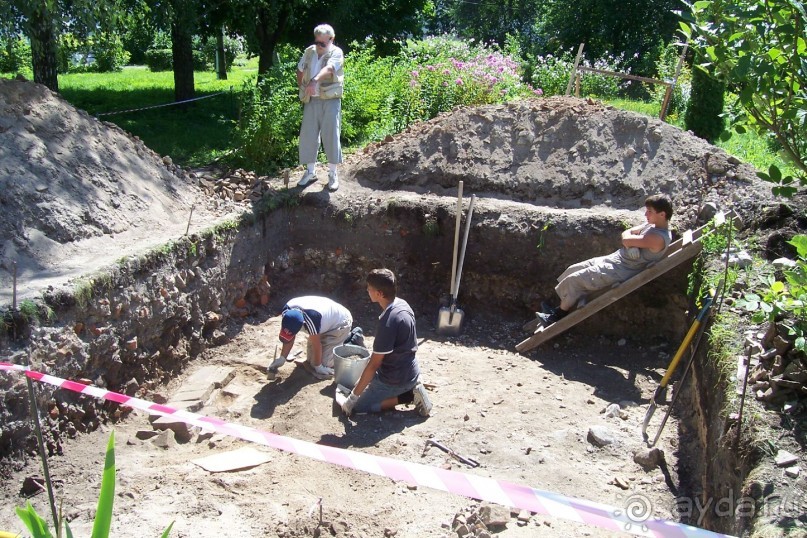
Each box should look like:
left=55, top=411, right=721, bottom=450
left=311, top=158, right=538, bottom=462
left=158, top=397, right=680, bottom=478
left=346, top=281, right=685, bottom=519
left=676, top=342, right=750, bottom=536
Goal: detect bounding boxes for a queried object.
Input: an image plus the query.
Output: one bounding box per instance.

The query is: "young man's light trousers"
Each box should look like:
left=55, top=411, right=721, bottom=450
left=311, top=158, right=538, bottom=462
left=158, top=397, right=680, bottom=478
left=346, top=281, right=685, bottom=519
left=299, top=97, right=342, bottom=165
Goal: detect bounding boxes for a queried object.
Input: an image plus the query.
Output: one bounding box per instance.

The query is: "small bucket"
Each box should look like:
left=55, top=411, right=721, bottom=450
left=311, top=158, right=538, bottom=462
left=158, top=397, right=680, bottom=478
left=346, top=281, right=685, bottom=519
left=333, top=344, right=371, bottom=389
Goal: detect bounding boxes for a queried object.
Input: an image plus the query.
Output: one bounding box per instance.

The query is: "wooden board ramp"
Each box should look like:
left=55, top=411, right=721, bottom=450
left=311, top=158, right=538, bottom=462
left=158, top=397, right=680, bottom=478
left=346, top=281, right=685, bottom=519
left=516, top=217, right=721, bottom=353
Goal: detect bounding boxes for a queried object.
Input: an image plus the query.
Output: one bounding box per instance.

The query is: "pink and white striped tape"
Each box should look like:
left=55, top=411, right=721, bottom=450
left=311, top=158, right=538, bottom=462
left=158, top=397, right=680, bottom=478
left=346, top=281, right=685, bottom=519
left=1, top=362, right=734, bottom=538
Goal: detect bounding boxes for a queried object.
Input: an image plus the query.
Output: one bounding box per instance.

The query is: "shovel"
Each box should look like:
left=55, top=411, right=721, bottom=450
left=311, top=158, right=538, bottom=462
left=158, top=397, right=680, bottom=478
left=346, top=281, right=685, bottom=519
left=436, top=182, right=463, bottom=333
left=641, top=293, right=715, bottom=446
left=437, top=193, right=475, bottom=335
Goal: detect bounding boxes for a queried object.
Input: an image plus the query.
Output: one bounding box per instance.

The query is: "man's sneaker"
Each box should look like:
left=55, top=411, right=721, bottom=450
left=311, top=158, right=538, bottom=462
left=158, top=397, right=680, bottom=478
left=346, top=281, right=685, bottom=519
left=412, top=383, right=432, bottom=417
left=328, top=171, right=339, bottom=192
left=537, top=309, right=566, bottom=327
left=312, top=363, right=334, bottom=380
left=297, top=170, right=316, bottom=187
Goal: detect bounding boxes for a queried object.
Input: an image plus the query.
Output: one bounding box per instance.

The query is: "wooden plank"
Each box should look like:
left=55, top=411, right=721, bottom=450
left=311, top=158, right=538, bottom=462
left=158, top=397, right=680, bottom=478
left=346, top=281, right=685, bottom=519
left=517, top=222, right=714, bottom=352
left=576, top=66, right=670, bottom=86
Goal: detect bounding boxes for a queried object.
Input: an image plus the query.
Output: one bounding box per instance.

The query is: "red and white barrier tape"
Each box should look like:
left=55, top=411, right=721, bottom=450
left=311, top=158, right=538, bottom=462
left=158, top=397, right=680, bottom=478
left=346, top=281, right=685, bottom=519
left=1, top=362, right=734, bottom=538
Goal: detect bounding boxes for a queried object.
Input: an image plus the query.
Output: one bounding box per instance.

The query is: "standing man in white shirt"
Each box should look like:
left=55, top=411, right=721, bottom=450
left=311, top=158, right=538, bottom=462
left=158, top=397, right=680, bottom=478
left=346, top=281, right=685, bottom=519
left=269, top=296, right=353, bottom=380
left=296, top=23, right=344, bottom=192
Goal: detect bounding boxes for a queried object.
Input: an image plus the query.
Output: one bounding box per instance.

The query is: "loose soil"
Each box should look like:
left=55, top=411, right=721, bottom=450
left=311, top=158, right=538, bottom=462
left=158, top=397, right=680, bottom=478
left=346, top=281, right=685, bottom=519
left=0, top=78, right=803, bottom=538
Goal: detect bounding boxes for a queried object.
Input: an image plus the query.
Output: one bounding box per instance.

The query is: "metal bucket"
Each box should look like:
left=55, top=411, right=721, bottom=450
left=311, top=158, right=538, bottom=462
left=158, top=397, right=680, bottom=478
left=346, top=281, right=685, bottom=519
left=333, top=344, right=371, bottom=389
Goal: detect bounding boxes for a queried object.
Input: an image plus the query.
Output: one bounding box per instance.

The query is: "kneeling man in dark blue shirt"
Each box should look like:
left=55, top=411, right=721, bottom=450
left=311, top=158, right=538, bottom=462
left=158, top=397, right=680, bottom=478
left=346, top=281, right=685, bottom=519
left=340, top=268, right=432, bottom=417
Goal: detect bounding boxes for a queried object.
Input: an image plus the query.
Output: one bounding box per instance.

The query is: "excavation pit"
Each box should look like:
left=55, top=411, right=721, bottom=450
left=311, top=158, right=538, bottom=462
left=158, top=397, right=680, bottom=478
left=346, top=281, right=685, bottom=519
left=0, top=82, right=782, bottom=536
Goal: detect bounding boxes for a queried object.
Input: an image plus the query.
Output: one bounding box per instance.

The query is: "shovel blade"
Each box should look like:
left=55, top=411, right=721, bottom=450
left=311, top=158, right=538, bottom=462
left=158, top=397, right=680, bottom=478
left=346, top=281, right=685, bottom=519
left=436, top=305, right=465, bottom=335
left=641, top=403, right=657, bottom=444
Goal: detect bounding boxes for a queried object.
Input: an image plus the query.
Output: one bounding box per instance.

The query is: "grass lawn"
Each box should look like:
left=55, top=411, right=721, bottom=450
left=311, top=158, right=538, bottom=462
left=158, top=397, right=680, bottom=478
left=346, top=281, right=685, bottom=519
left=58, top=59, right=261, bottom=167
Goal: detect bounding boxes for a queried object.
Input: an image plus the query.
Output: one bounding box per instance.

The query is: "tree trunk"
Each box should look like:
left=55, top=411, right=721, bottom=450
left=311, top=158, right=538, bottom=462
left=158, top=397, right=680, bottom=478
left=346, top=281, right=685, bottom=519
left=256, top=4, right=290, bottom=80
left=29, top=1, right=59, bottom=92
left=215, top=27, right=227, bottom=80
left=171, top=20, right=195, bottom=102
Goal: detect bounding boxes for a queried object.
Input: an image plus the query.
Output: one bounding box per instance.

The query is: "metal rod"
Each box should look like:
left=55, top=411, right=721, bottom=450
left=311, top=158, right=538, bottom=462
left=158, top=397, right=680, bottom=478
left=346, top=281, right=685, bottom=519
left=12, top=260, right=17, bottom=311
left=185, top=204, right=195, bottom=236
left=25, top=354, right=59, bottom=529
left=715, top=210, right=734, bottom=317
left=735, top=348, right=753, bottom=451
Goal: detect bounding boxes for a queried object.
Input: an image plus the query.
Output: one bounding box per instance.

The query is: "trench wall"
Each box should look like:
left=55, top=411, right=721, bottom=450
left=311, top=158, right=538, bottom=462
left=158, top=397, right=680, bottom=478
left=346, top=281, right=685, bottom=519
left=675, top=336, right=754, bottom=535
left=1, top=196, right=691, bottom=464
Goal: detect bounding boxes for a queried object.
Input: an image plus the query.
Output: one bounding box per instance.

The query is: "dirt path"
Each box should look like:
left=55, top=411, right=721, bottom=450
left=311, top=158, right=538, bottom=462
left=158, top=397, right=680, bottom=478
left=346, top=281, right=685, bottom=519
left=0, top=312, right=684, bottom=537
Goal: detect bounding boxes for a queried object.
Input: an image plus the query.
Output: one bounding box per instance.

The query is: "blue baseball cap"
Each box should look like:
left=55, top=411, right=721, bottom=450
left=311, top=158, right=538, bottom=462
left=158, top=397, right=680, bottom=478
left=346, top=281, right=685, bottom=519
left=279, top=309, right=305, bottom=342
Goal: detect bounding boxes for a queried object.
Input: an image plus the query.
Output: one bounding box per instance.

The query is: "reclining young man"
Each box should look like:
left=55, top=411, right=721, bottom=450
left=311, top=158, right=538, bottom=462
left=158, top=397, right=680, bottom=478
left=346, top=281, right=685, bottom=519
left=538, top=194, right=673, bottom=326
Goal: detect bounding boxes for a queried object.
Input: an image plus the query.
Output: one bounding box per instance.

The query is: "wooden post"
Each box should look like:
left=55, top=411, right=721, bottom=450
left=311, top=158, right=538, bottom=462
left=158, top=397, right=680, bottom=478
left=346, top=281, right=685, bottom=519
left=660, top=86, right=673, bottom=121
left=565, top=43, right=585, bottom=96
left=575, top=74, right=581, bottom=98
left=660, top=42, right=689, bottom=121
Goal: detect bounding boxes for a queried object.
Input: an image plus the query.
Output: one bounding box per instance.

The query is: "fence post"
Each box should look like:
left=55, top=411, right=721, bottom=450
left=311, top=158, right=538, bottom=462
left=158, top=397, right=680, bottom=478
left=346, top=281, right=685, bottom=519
left=565, top=43, right=586, bottom=96
left=660, top=42, right=689, bottom=121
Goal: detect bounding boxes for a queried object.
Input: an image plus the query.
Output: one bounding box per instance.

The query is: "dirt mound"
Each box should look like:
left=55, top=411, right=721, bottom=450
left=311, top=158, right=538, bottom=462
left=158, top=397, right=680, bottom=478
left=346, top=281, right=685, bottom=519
left=346, top=96, right=771, bottom=219
left=0, top=79, right=237, bottom=305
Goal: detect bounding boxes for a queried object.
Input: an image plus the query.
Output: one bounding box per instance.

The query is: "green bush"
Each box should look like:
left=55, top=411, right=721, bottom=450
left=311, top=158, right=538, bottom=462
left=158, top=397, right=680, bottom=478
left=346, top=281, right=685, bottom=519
left=94, top=33, right=131, bottom=72
left=198, top=35, right=245, bottom=72
left=234, top=64, right=301, bottom=173
left=685, top=65, right=725, bottom=142
left=341, top=40, right=401, bottom=143
left=145, top=49, right=173, bottom=71
left=121, top=17, right=157, bottom=65
left=145, top=48, right=210, bottom=72
left=530, top=52, right=575, bottom=96
left=56, top=32, right=130, bottom=73
left=0, top=36, right=32, bottom=73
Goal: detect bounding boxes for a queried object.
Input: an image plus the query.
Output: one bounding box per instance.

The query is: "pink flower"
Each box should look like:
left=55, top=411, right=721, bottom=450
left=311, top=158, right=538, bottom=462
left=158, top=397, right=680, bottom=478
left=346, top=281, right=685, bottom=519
left=534, top=88, right=544, bottom=96
left=411, top=70, right=419, bottom=78
left=455, top=78, right=464, bottom=85
left=442, top=69, right=451, bottom=76
left=442, top=81, right=448, bottom=86
left=426, top=65, right=436, bottom=71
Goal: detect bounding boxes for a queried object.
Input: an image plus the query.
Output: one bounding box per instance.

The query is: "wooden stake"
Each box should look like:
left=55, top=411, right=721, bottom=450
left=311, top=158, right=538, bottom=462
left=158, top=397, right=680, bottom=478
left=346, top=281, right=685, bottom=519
left=185, top=204, right=195, bottom=236
left=565, top=43, right=585, bottom=96
left=660, top=42, right=689, bottom=121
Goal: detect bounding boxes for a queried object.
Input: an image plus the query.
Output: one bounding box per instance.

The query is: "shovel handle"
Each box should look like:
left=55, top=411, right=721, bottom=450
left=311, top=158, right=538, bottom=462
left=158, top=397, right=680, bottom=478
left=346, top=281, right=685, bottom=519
left=450, top=182, right=464, bottom=298
left=454, top=195, right=476, bottom=299
left=659, top=295, right=713, bottom=387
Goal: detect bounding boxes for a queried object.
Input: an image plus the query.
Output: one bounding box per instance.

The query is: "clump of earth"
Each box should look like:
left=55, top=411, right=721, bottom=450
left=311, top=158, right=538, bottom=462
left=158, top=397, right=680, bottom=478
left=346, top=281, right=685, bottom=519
left=1, top=78, right=802, bottom=538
